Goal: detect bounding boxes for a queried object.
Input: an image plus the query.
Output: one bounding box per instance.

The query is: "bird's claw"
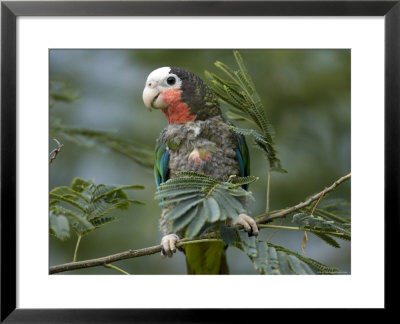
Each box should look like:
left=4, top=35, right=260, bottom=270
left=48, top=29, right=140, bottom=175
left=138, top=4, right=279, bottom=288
left=160, top=234, right=180, bottom=258
left=231, top=214, right=259, bottom=237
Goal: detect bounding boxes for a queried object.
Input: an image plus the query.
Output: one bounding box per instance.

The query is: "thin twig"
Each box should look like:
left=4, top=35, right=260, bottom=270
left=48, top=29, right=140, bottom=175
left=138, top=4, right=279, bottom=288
left=104, top=263, right=130, bottom=275
left=265, top=163, right=271, bottom=213
left=49, top=138, right=64, bottom=164
left=49, top=173, right=351, bottom=275
left=258, top=224, right=348, bottom=236
left=255, top=173, right=351, bottom=224
left=311, top=192, right=325, bottom=215
left=73, top=235, right=82, bottom=263
left=265, top=219, right=283, bottom=242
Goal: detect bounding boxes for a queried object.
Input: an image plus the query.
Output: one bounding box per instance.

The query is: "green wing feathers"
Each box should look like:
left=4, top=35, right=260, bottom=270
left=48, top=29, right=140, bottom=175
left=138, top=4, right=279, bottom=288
left=154, top=142, right=169, bottom=188
left=235, top=133, right=250, bottom=190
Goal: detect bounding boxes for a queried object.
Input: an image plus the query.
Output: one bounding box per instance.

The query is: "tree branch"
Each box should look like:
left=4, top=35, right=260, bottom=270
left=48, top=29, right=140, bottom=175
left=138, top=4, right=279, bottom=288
left=49, top=173, right=350, bottom=275
left=49, top=237, right=219, bottom=274
left=50, top=244, right=161, bottom=274
left=255, top=173, right=351, bottom=224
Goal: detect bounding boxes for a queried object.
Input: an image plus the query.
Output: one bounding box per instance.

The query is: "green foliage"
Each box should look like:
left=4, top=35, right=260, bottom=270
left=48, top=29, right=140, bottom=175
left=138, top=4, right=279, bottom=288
left=156, top=172, right=257, bottom=238
left=50, top=79, right=79, bottom=107
left=206, top=51, right=284, bottom=172
left=220, top=226, right=338, bottom=274
left=315, top=198, right=351, bottom=224
left=269, top=243, right=339, bottom=274
left=293, top=198, right=351, bottom=248
left=50, top=177, right=144, bottom=240
left=311, top=232, right=342, bottom=248
left=293, top=213, right=350, bottom=234
left=50, top=122, right=154, bottom=168
left=49, top=211, right=70, bottom=240
left=49, top=79, right=153, bottom=168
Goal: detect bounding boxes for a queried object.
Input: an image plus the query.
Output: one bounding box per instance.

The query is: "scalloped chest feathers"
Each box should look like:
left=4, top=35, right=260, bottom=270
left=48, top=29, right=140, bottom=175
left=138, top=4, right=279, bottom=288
left=158, top=116, right=240, bottom=180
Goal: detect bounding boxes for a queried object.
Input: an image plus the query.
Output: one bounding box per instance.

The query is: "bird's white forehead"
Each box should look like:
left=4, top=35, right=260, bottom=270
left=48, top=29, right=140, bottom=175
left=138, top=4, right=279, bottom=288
left=146, top=67, right=171, bottom=82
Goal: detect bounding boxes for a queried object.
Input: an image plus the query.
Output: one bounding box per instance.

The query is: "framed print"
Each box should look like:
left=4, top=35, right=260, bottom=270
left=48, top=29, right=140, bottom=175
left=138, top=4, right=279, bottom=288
left=1, top=0, right=398, bottom=321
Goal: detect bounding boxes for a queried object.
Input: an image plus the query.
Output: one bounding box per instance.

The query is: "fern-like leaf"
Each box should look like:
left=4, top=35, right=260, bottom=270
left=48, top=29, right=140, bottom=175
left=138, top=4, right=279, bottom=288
left=311, top=232, right=341, bottom=248
left=50, top=79, right=80, bottom=107
left=269, top=243, right=339, bottom=274
left=156, top=172, right=256, bottom=238
left=225, top=229, right=336, bottom=274
left=206, top=51, right=283, bottom=172
left=49, top=178, right=144, bottom=240
left=49, top=211, right=70, bottom=241
left=293, top=213, right=351, bottom=235
left=50, top=122, right=154, bottom=168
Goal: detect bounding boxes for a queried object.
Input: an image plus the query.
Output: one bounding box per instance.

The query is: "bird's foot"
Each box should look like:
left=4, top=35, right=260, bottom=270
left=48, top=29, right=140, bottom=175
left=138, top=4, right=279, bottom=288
left=160, top=234, right=180, bottom=258
left=188, top=148, right=212, bottom=166
left=231, top=214, right=259, bottom=236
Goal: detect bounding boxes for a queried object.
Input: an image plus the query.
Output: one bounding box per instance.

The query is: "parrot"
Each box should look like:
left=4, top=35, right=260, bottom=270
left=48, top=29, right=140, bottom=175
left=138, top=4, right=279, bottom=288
left=142, top=66, right=259, bottom=274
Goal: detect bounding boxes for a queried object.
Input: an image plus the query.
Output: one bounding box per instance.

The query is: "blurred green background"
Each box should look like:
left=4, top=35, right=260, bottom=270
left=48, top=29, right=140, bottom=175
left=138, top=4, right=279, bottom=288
left=49, top=49, right=351, bottom=274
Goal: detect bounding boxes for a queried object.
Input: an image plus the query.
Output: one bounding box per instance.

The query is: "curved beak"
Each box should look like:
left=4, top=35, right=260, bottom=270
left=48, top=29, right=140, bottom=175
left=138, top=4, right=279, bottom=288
left=142, top=86, right=159, bottom=111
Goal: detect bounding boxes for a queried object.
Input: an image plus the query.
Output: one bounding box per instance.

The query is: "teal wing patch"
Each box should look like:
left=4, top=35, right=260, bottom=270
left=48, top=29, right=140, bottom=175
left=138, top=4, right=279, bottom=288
left=154, top=142, right=170, bottom=188
left=234, top=133, right=250, bottom=190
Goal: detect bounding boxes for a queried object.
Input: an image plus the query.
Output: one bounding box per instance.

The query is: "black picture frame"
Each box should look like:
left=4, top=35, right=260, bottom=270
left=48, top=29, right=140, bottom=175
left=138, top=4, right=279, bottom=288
left=1, top=0, right=398, bottom=321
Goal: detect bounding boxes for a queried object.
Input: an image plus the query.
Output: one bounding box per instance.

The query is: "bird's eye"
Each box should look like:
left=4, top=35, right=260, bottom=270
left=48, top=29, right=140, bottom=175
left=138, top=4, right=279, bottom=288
left=167, top=76, right=176, bottom=85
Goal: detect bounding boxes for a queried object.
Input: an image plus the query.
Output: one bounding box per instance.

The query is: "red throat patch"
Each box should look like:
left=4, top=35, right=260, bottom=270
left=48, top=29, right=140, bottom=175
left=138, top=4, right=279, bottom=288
left=161, top=88, right=197, bottom=124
